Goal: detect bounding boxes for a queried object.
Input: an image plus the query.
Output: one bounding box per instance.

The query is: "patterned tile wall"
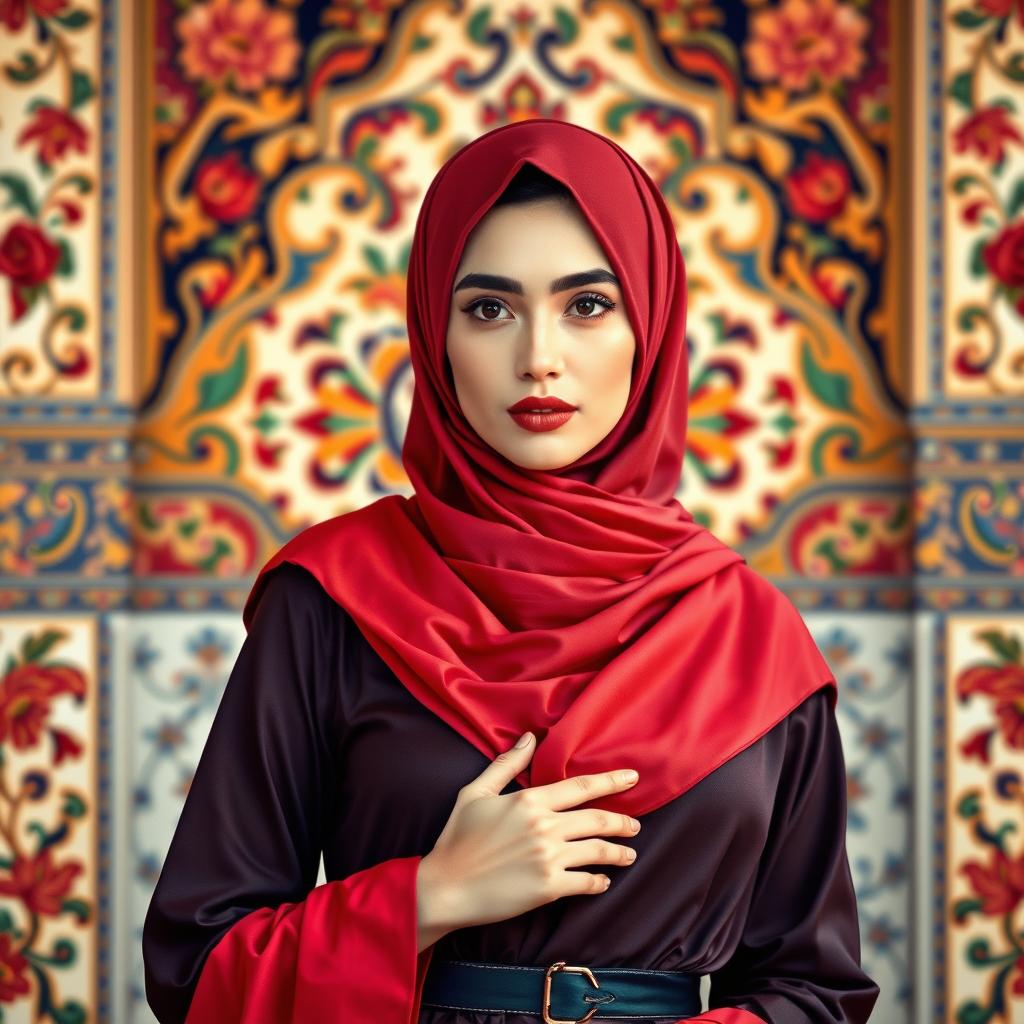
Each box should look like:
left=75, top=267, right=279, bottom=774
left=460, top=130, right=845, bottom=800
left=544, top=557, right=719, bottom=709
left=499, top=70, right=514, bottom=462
left=1, top=1, right=1021, bottom=1022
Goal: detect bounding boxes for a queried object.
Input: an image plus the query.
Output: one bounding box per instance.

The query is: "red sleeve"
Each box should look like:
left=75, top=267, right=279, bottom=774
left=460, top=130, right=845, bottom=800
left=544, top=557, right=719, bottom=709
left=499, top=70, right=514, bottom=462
left=681, top=1012, right=766, bottom=1024
left=184, top=854, right=435, bottom=1024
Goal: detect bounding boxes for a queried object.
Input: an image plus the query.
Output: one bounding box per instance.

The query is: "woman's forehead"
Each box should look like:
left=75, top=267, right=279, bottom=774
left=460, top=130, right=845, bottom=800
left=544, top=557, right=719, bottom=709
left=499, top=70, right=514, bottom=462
left=452, top=200, right=613, bottom=281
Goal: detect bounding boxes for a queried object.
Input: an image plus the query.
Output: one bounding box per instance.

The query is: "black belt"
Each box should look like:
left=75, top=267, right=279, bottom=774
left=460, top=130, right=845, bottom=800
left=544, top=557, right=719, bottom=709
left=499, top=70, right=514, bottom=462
left=421, top=958, right=703, bottom=1021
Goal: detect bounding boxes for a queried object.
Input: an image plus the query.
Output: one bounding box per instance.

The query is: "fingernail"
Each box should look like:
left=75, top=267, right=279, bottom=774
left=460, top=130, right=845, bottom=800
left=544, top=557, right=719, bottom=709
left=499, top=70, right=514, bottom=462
left=622, top=770, right=639, bottom=783
left=515, top=731, right=534, bottom=748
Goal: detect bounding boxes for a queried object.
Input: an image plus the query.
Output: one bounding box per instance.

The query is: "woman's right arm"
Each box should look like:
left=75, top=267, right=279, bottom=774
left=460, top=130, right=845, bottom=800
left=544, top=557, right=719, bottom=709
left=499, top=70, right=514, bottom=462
left=141, top=563, right=436, bottom=1024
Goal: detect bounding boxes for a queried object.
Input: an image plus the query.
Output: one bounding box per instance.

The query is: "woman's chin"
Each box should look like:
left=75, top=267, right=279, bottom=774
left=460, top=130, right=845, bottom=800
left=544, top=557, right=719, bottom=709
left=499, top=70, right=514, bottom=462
left=495, top=438, right=583, bottom=472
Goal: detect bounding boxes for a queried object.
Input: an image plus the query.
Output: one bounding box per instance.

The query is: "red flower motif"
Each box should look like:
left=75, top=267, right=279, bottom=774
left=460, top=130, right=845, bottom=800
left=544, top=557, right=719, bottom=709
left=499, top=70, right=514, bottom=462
left=0, top=662, right=87, bottom=751
left=960, top=846, right=1024, bottom=916
left=254, top=439, right=286, bottom=467
left=176, top=0, right=300, bottom=92
left=962, top=198, right=993, bottom=225
left=197, top=264, right=234, bottom=308
left=50, top=726, right=83, bottom=765
left=953, top=106, right=1024, bottom=164
left=811, top=265, right=848, bottom=308
left=194, top=152, right=260, bottom=223
left=0, top=221, right=62, bottom=322
left=255, top=374, right=284, bottom=404
left=784, top=152, right=852, bottom=222
left=982, top=221, right=1024, bottom=290
left=16, top=106, right=89, bottom=167
left=745, top=0, right=868, bottom=91
left=978, top=0, right=1024, bottom=28
left=0, top=848, right=82, bottom=916
left=959, top=726, right=996, bottom=764
left=0, top=934, right=30, bottom=1002
left=0, top=0, right=67, bottom=32
left=956, top=661, right=1024, bottom=749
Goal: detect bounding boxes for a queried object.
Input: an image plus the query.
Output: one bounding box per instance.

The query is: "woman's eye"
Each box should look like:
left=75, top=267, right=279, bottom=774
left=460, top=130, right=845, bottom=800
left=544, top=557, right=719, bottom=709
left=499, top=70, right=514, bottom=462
left=569, top=293, right=616, bottom=319
left=464, top=298, right=512, bottom=321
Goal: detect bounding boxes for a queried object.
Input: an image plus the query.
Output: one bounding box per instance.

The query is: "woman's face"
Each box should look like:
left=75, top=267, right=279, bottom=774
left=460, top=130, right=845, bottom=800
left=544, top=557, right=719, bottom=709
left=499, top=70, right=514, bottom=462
left=445, top=198, right=636, bottom=472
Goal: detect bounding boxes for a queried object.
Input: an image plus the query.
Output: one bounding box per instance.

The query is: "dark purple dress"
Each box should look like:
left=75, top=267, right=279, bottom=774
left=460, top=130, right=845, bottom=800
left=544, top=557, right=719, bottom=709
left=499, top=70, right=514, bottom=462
left=142, top=562, right=880, bottom=1023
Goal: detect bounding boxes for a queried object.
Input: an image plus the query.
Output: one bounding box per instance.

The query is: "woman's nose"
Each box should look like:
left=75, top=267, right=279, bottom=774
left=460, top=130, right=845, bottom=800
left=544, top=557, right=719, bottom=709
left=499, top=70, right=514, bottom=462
left=516, top=318, right=565, bottom=380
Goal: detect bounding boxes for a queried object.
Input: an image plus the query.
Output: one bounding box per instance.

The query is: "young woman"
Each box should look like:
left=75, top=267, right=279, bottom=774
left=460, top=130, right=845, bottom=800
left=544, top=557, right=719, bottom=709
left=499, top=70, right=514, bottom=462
left=142, top=119, right=880, bottom=1024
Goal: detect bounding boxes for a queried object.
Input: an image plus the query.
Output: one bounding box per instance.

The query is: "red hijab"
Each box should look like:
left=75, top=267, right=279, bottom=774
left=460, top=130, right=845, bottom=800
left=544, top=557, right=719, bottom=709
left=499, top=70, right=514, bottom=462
left=242, top=119, right=836, bottom=817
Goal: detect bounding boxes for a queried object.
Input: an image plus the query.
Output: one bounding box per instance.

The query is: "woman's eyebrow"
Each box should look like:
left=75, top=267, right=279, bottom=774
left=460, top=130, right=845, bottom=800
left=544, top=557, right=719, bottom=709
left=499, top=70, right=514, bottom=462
left=452, top=268, right=619, bottom=295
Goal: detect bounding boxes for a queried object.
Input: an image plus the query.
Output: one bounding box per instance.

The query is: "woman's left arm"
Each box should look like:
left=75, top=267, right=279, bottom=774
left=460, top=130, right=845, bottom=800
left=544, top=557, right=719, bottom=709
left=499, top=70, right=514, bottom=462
left=684, top=687, right=881, bottom=1024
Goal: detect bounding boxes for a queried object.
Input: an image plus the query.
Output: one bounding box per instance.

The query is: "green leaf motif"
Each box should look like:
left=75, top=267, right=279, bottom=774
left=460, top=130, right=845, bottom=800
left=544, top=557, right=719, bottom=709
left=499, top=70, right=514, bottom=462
left=363, top=244, right=388, bottom=276
left=948, top=70, right=973, bottom=110
left=56, top=238, right=74, bottom=276
left=193, top=342, right=248, bottom=416
left=64, top=174, right=92, bottom=195
left=957, top=999, right=988, bottom=1024
left=1007, top=177, right=1024, bottom=217
left=62, top=898, right=92, bottom=924
left=70, top=69, right=94, bottom=109
left=554, top=7, right=577, bottom=43
left=20, top=629, right=66, bottom=664
left=952, top=10, right=990, bottom=28
left=5, top=50, right=40, bottom=82
left=970, top=237, right=989, bottom=277
left=0, top=173, right=38, bottom=217
left=977, top=629, right=1022, bottom=664
left=605, top=100, right=643, bottom=134
left=138, top=500, right=158, bottom=531
left=958, top=791, right=981, bottom=817
left=957, top=304, right=990, bottom=331
left=62, top=792, right=87, bottom=818
left=952, top=172, right=984, bottom=195
left=56, top=8, right=93, bottom=28
left=951, top=897, right=983, bottom=923
left=801, top=341, right=855, bottom=414
left=467, top=7, right=491, bottom=44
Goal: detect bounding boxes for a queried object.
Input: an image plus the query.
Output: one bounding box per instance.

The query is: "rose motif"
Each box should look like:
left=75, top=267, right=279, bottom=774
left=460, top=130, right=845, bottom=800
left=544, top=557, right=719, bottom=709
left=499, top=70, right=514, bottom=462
left=0, top=221, right=63, bottom=322
left=784, top=152, right=852, bottom=223
left=194, top=152, right=261, bottom=223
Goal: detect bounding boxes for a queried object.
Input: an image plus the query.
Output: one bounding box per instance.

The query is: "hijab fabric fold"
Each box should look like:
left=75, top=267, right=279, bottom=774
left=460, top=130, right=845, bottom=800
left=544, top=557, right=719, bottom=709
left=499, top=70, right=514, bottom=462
left=243, top=119, right=836, bottom=817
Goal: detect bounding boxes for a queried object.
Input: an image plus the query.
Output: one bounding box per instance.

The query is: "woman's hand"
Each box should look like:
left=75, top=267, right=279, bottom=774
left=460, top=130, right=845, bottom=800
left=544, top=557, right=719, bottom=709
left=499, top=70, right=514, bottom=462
left=416, top=731, right=641, bottom=951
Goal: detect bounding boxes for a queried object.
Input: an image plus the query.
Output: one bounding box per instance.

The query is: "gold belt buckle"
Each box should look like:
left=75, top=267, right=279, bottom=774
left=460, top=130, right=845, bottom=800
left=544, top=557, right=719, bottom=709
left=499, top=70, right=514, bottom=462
left=543, top=961, right=600, bottom=1024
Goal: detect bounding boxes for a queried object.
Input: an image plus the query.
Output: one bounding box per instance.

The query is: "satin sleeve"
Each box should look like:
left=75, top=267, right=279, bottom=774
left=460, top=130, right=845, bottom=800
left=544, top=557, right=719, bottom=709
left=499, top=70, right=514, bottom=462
left=141, top=562, right=436, bottom=1024
left=682, top=687, right=879, bottom=1024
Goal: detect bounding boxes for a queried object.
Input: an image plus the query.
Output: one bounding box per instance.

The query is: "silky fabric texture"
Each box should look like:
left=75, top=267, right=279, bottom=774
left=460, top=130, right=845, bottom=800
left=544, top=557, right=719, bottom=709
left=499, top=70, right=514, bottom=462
left=241, top=119, right=837, bottom=818
left=143, top=565, right=880, bottom=1024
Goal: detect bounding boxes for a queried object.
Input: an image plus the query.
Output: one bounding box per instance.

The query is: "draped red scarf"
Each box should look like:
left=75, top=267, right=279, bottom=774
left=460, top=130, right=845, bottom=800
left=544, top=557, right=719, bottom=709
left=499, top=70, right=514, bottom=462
left=242, top=119, right=836, bottom=818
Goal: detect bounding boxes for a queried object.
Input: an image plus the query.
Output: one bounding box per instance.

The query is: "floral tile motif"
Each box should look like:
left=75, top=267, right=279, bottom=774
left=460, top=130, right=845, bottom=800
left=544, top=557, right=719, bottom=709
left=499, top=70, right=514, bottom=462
left=0, top=616, right=98, bottom=1023
left=123, top=613, right=245, bottom=1023
left=0, top=2, right=107, bottom=397
left=807, top=612, right=912, bottom=1021
left=940, top=1, right=1024, bottom=397
left=944, top=616, right=1024, bottom=1023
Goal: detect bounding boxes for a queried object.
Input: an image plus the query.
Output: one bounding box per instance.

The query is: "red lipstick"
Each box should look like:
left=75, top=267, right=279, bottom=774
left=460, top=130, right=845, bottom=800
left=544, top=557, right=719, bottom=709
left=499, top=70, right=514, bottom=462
left=507, top=395, right=577, bottom=433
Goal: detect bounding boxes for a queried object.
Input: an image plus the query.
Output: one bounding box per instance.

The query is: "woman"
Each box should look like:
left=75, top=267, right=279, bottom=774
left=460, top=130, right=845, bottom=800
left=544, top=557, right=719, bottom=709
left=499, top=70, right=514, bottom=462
left=142, top=120, right=880, bottom=1024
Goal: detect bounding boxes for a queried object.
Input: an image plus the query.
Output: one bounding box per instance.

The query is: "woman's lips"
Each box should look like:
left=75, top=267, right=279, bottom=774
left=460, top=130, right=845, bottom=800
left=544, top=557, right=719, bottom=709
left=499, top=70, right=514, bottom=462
left=508, top=409, right=576, bottom=432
